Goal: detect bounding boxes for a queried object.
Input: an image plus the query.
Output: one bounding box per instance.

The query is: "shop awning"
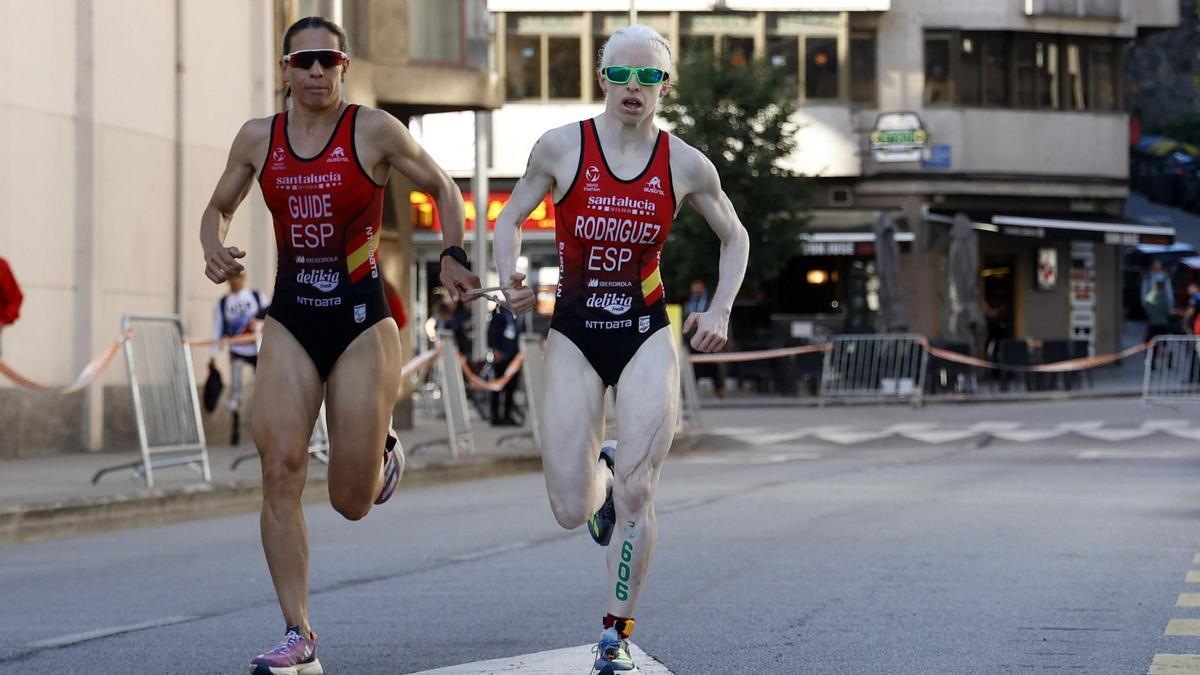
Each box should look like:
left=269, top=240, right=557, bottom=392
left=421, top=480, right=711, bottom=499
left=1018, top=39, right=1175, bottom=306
left=801, top=210, right=913, bottom=256
left=924, top=206, right=1175, bottom=246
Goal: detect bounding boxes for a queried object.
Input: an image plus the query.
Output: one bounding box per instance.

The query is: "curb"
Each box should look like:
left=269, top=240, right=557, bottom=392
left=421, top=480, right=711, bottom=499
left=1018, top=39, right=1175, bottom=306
left=0, top=435, right=709, bottom=549
left=0, top=455, right=543, bottom=549
left=699, top=389, right=1143, bottom=408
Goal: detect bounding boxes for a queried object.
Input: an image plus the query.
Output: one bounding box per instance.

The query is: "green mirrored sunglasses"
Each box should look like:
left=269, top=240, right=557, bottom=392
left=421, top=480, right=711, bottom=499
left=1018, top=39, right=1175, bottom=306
left=602, top=65, right=668, bottom=86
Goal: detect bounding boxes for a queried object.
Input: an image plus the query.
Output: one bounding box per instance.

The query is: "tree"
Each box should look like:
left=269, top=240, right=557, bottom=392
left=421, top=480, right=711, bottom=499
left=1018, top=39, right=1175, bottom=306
left=659, top=49, right=810, bottom=301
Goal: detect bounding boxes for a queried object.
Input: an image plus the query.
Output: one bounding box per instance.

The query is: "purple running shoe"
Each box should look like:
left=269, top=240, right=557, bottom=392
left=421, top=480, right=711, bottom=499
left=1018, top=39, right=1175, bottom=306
left=374, top=428, right=404, bottom=505
left=249, top=626, right=322, bottom=675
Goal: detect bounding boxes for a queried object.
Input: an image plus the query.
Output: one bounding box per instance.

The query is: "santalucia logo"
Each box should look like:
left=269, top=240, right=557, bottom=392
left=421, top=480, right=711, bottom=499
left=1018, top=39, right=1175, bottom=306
left=296, top=268, right=340, bottom=293
left=586, top=292, right=633, bottom=316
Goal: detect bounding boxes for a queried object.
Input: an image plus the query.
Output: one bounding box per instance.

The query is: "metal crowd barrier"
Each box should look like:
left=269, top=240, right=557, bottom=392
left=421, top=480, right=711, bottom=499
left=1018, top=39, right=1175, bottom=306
left=93, top=315, right=211, bottom=487
left=411, top=330, right=475, bottom=457
left=230, top=402, right=330, bottom=471
left=678, top=338, right=703, bottom=431
left=819, top=334, right=928, bottom=407
left=516, top=334, right=545, bottom=450
left=1142, top=336, right=1200, bottom=403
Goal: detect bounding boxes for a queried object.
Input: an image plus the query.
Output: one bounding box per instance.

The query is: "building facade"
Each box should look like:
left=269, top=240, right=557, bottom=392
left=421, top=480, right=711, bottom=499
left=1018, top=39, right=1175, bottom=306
left=0, top=0, right=499, bottom=456
left=412, top=0, right=1178, bottom=359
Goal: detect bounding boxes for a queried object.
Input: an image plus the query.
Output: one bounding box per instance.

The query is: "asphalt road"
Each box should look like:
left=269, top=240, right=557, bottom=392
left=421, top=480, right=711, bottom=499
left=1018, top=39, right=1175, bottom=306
left=2, top=399, right=1200, bottom=674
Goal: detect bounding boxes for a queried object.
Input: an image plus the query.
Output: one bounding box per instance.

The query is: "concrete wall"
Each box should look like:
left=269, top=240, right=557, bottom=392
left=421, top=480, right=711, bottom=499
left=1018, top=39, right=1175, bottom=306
left=0, top=0, right=276, bottom=456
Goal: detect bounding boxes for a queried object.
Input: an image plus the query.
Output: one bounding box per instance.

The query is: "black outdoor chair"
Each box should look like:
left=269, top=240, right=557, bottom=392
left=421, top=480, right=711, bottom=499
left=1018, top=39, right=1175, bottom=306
left=996, top=338, right=1033, bottom=392
left=1039, top=339, right=1078, bottom=391
left=926, top=341, right=975, bottom=395
left=1071, top=339, right=1095, bottom=389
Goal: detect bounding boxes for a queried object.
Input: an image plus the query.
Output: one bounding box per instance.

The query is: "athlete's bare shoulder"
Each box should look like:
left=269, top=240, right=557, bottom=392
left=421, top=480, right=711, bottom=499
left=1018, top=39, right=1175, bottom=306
left=529, top=122, right=579, bottom=168
left=352, top=105, right=398, bottom=135
left=666, top=134, right=719, bottom=199
left=228, top=116, right=273, bottom=171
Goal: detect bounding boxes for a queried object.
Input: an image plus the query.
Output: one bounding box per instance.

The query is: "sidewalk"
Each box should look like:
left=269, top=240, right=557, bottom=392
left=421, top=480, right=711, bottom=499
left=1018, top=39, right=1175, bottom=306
left=0, top=416, right=543, bottom=547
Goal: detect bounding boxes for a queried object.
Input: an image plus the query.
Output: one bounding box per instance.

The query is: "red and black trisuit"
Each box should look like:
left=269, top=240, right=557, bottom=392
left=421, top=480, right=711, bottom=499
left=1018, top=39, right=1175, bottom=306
left=552, top=118, right=675, bottom=387
left=258, top=104, right=391, bottom=379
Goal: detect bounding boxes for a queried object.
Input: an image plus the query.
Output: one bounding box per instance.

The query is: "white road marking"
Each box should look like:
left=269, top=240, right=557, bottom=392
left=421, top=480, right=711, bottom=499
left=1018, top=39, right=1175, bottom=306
left=409, top=642, right=673, bottom=674
left=1168, top=428, right=1200, bottom=442
left=25, top=615, right=200, bottom=650
left=814, top=430, right=894, bottom=445
left=1075, top=428, right=1155, bottom=442
left=1142, top=419, right=1191, bottom=430
left=989, top=429, right=1065, bottom=443
left=901, top=430, right=981, bottom=444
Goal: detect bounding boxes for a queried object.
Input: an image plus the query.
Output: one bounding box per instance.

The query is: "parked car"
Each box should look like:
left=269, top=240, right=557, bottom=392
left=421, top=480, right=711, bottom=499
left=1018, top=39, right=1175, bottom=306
left=1123, top=243, right=1198, bottom=320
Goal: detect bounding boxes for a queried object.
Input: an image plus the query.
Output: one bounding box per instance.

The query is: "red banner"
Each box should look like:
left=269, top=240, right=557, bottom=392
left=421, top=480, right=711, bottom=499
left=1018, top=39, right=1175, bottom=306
left=410, top=191, right=555, bottom=233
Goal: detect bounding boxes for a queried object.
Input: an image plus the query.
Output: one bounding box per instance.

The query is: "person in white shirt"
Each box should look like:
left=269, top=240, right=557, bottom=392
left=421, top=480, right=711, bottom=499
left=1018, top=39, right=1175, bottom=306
left=210, top=272, right=268, bottom=445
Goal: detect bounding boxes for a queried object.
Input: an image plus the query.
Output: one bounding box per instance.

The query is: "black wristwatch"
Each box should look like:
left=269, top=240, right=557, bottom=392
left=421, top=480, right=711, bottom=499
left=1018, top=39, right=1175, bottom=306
left=439, top=245, right=470, bottom=270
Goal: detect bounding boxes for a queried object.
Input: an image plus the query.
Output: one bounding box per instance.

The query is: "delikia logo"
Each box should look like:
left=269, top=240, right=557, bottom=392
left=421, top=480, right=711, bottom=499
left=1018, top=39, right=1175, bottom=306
left=354, top=304, right=367, bottom=324
left=272, top=147, right=286, bottom=164
left=586, top=292, right=633, bottom=316
left=644, top=175, right=664, bottom=196
left=585, top=166, right=600, bottom=183
left=329, top=146, right=349, bottom=163
left=296, top=268, right=340, bottom=293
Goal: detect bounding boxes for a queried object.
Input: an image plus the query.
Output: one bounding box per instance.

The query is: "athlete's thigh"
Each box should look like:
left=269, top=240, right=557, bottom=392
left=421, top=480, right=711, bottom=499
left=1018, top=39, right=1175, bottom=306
left=324, top=319, right=403, bottom=489
left=252, top=317, right=325, bottom=465
left=541, top=329, right=607, bottom=489
left=613, top=328, right=680, bottom=483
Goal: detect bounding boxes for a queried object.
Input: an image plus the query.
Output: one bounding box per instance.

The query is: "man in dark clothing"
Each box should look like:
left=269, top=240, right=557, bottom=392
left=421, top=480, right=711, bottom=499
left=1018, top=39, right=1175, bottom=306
left=684, top=279, right=723, bottom=398
left=487, top=304, right=522, bottom=426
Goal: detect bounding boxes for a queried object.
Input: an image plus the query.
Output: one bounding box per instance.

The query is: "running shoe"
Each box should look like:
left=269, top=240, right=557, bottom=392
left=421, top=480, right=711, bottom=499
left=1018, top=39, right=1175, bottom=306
left=592, top=627, right=636, bottom=673
left=374, top=428, right=405, bottom=505
left=249, top=626, right=322, bottom=675
left=588, top=442, right=617, bottom=546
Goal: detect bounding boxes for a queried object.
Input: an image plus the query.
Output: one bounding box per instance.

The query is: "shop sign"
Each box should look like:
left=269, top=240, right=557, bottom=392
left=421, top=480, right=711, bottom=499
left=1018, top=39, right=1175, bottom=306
left=1036, top=247, right=1057, bottom=292
left=870, top=112, right=928, bottom=163
left=802, top=241, right=856, bottom=256
left=410, top=191, right=555, bottom=232
left=1024, top=0, right=1122, bottom=20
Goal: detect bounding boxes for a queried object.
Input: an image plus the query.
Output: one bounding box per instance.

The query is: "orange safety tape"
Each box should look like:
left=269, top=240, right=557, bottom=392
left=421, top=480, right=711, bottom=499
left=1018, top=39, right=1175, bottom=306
left=400, top=346, right=441, bottom=379
left=0, top=331, right=131, bottom=394
left=924, top=340, right=1150, bottom=373
left=182, top=333, right=259, bottom=348
left=459, top=352, right=525, bottom=392
left=689, top=343, right=831, bottom=364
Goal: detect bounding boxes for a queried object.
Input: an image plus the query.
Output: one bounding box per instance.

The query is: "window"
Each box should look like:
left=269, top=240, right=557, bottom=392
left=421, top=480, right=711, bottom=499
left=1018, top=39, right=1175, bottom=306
left=409, top=0, right=463, bottom=63
left=1015, top=37, right=1059, bottom=109
left=806, top=37, right=838, bottom=100
left=924, top=31, right=1119, bottom=111
left=681, top=34, right=715, bottom=64
left=1088, top=41, right=1117, bottom=111
left=924, top=36, right=953, bottom=105
left=506, top=36, right=541, bottom=100
left=768, top=36, right=800, bottom=91
left=850, top=33, right=876, bottom=105
left=981, top=35, right=1008, bottom=106
left=1065, top=41, right=1086, bottom=110
left=723, top=36, right=755, bottom=69
left=958, top=36, right=981, bottom=105
left=548, top=37, right=581, bottom=99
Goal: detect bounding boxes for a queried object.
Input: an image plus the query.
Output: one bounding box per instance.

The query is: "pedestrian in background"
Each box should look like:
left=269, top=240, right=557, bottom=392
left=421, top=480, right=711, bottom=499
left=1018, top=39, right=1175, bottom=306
left=209, top=272, right=268, bottom=445
left=487, top=303, right=522, bottom=426
left=1144, top=279, right=1171, bottom=342
left=685, top=279, right=724, bottom=398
